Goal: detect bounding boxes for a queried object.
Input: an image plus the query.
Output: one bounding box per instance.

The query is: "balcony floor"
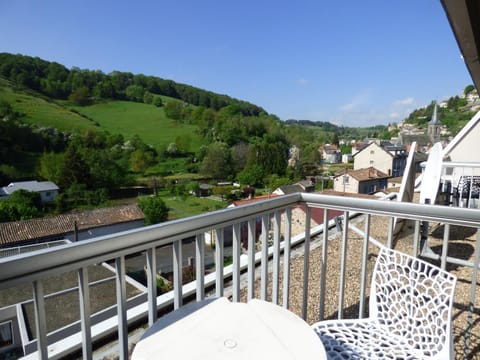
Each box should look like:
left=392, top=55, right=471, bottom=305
left=235, top=212, right=480, bottom=360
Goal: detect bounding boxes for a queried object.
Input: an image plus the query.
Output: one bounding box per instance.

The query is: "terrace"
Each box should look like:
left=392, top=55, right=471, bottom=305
left=0, top=184, right=479, bottom=359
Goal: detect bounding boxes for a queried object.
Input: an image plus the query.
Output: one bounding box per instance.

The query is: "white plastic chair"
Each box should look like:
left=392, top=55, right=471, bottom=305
left=311, top=245, right=457, bottom=359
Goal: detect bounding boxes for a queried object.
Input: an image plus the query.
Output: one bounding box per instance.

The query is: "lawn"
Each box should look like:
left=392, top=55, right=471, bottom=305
left=158, top=191, right=226, bottom=219
left=70, top=101, right=205, bottom=151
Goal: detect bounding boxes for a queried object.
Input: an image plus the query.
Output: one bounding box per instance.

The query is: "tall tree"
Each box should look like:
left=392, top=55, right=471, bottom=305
left=199, top=142, right=232, bottom=180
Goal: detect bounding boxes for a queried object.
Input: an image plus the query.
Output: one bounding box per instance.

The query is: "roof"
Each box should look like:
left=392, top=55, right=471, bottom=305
left=335, top=167, right=390, bottom=181
left=353, top=142, right=392, bottom=158
left=441, top=0, right=480, bottom=92
left=1, top=181, right=59, bottom=195
left=320, top=144, right=339, bottom=154
left=276, top=184, right=304, bottom=194
left=0, top=205, right=145, bottom=246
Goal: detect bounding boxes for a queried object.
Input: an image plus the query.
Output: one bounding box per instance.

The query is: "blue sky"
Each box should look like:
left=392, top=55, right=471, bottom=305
left=0, top=1, right=473, bottom=127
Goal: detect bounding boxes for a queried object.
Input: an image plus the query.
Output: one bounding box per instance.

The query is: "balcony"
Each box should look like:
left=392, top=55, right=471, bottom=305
left=0, top=184, right=479, bottom=359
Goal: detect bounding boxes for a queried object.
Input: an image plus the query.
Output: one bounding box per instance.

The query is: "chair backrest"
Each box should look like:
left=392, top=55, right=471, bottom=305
left=369, top=246, right=457, bottom=359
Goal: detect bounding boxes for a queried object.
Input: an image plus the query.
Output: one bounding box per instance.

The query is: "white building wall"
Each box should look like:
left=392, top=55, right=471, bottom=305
left=354, top=143, right=392, bottom=176
left=333, top=175, right=359, bottom=193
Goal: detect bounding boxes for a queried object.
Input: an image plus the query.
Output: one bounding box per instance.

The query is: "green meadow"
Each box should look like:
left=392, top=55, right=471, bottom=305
left=1, top=79, right=205, bottom=152
left=0, top=82, right=95, bottom=132
left=71, top=101, right=205, bottom=151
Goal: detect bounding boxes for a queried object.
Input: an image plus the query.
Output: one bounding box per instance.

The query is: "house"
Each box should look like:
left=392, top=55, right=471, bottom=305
left=0, top=204, right=145, bottom=248
left=272, top=180, right=315, bottom=196
left=353, top=142, right=407, bottom=177
left=0, top=181, right=59, bottom=204
left=387, top=176, right=403, bottom=189
left=197, top=183, right=214, bottom=197
left=333, top=167, right=390, bottom=194
left=319, top=144, right=341, bottom=164
left=351, top=141, right=368, bottom=155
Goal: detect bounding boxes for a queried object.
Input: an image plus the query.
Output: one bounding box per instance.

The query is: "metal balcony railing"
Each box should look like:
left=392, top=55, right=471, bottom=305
left=0, top=192, right=479, bottom=360
left=440, top=161, right=480, bottom=209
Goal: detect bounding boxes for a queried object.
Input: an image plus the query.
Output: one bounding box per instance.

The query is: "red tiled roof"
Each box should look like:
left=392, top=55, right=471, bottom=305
left=0, top=205, right=144, bottom=246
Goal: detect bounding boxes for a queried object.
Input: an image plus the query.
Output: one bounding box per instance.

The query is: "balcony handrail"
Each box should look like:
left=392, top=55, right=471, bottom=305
left=0, top=192, right=479, bottom=290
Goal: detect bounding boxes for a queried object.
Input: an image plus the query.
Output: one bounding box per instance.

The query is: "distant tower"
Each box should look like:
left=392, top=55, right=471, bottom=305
left=428, top=102, right=441, bottom=143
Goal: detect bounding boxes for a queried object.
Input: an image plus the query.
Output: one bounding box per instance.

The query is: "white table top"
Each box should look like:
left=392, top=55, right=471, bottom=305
left=132, top=297, right=326, bottom=360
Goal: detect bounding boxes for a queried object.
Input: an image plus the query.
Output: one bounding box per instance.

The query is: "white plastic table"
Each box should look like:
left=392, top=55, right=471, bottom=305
left=132, top=297, right=326, bottom=360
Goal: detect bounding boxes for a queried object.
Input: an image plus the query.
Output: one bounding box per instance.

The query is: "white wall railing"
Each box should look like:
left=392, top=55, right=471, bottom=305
left=0, top=192, right=479, bottom=360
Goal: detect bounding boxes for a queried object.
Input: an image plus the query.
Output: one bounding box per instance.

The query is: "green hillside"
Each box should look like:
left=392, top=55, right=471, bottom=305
left=0, top=78, right=96, bottom=132
left=69, top=101, right=204, bottom=150
left=0, top=78, right=204, bottom=151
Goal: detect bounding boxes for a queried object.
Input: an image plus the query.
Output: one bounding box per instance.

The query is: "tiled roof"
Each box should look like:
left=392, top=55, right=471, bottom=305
left=335, top=167, right=390, bottom=181
left=0, top=205, right=144, bottom=246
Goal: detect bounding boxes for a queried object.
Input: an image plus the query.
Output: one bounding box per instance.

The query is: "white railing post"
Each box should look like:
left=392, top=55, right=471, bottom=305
left=338, top=211, right=349, bottom=319
left=272, top=211, right=281, bottom=305
left=195, top=234, right=205, bottom=301
left=247, top=219, right=255, bottom=301
left=32, top=280, right=48, bottom=360
left=215, top=228, right=224, bottom=297
left=173, top=240, right=183, bottom=309
left=78, top=267, right=92, bottom=360
left=359, top=214, right=370, bottom=318
left=260, top=214, right=269, bottom=300
left=301, top=206, right=311, bottom=320
left=115, top=256, right=128, bottom=360
left=232, top=223, right=241, bottom=302
left=282, top=207, right=292, bottom=309
left=319, top=208, right=329, bottom=321
left=146, top=247, right=157, bottom=326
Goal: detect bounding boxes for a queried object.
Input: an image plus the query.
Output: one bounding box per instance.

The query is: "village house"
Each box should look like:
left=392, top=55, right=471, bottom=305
left=333, top=167, right=390, bottom=194
left=319, top=144, right=341, bottom=164
left=0, top=181, right=59, bottom=204
left=353, top=142, right=407, bottom=177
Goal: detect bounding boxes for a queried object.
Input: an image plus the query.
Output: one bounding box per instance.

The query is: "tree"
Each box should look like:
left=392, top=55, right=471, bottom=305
left=330, top=133, right=340, bottom=146
left=238, top=164, right=265, bottom=187
left=60, top=143, right=91, bottom=188
left=126, top=84, right=145, bottom=102
left=130, top=149, right=154, bottom=173
left=68, top=86, right=91, bottom=106
left=175, top=135, right=191, bottom=154
left=464, top=84, right=475, bottom=95
left=38, top=152, right=65, bottom=184
left=164, top=101, right=184, bottom=120
left=138, top=196, right=169, bottom=225
left=199, top=142, right=232, bottom=180
left=143, top=91, right=153, bottom=104
left=153, top=96, right=163, bottom=107
left=0, top=190, right=41, bottom=222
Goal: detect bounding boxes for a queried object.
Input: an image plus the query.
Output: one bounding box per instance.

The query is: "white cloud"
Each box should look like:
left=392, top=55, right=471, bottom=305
left=297, top=78, right=310, bottom=86
left=393, top=97, right=415, bottom=106
left=340, top=88, right=373, bottom=112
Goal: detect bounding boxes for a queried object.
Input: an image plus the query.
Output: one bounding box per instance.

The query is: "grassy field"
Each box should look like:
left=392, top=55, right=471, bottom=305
left=70, top=101, right=205, bottom=151
left=0, top=81, right=96, bottom=132
left=1, top=78, right=205, bottom=151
